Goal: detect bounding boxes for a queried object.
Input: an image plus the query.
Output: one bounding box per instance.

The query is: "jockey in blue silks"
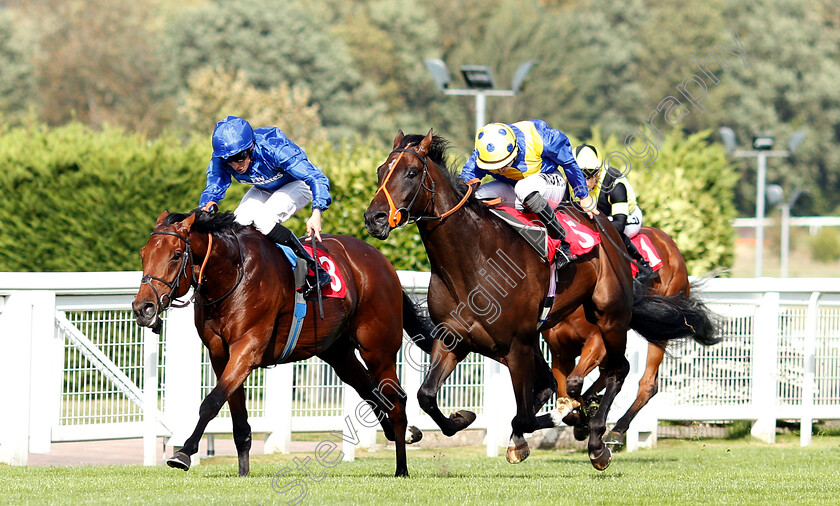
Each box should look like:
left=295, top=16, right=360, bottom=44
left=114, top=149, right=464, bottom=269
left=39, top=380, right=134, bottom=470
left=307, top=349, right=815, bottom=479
left=460, top=119, right=599, bottom=268
left=198, top=115, right=332, bottom=294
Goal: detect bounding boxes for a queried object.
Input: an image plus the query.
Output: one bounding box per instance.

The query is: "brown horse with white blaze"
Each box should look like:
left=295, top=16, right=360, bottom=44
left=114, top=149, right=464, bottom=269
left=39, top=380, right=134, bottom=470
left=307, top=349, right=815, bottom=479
left=132, top=210, right=431, bottom=477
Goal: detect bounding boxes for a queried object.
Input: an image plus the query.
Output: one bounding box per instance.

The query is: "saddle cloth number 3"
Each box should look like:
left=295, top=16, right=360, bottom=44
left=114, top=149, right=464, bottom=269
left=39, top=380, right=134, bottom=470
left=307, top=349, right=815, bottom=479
left=318, top=256, right=341, bottom=292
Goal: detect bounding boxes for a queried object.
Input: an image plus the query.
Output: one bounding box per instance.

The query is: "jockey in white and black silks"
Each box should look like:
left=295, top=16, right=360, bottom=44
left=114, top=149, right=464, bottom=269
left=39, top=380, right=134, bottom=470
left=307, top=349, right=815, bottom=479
left=572, top=143, right=654, bottom=282
left=459, top=119, right=599, bottom=268
left=198, top=115, right=332, bottom=294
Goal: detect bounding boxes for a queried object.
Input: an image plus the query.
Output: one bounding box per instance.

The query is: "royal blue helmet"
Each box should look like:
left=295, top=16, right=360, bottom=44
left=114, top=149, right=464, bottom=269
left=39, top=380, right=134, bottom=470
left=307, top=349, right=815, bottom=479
left=211, top=116, right=254, bottom=159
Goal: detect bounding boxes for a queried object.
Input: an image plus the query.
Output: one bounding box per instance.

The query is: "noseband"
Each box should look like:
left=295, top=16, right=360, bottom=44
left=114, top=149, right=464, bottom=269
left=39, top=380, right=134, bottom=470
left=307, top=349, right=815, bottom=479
left=141, top=229, right=244, bottom=312
left=141, top=231, right=193, bottom=310
left=376, top=146, right=473, bottom=227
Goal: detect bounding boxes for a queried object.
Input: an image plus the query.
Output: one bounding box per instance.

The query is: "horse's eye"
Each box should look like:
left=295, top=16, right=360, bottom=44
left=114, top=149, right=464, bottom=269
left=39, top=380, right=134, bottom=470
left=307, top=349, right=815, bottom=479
left=406, top=170, right=418, bottom=179
left=172, top=252, right=182, bottom=261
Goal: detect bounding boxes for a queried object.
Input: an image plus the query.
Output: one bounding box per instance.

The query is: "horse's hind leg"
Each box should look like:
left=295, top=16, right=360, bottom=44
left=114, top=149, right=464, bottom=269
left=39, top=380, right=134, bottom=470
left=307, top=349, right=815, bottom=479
left=606, top=343, right=665, bottom=448
left=318, top=339, right=409, bottom=477
left=358, top=342, right=413, bottom=477
left=417, top=340, right=474, bottom=436
left=505, top=340, right=539, bottom=464
left=586, top=331, right=630, bottom=471
left=228, top=385, right=252, bottom=476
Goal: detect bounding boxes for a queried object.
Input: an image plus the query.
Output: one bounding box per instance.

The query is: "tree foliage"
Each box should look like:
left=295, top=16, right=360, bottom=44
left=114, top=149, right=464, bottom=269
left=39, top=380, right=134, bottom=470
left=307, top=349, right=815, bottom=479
left=179, top=67, right=326, bottom=146
left=160, top=0, right=382, bottom=138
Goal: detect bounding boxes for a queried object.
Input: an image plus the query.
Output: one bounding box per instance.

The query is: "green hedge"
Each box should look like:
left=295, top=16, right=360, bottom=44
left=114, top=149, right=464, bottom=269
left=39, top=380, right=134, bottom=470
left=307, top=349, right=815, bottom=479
left=0, top=123, right=733, bottom=274
left=0, top=123, right=427, bottom=272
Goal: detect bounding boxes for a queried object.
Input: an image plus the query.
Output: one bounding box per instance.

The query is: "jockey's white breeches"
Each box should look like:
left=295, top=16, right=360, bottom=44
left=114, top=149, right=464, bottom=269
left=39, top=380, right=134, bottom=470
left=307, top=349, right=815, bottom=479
left=234, top=181, right=312, bottom=234
left=474, top=172, right=568, bottom=210
left=610, top=206, right=643, bottom=238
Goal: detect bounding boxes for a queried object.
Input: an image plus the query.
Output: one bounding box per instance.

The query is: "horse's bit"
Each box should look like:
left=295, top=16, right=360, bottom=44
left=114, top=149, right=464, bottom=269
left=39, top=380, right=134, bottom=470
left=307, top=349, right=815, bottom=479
left=376, top=146, right=472, bottom=227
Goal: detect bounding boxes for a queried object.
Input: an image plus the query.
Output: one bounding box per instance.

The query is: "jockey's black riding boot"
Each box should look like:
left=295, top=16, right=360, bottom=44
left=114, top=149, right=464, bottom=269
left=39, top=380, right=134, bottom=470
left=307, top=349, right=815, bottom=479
left=523, top=192, right=576, bottom=268
left=266, top=223, right=332, bottom=295
left=622, top=234, right=654, bottom=283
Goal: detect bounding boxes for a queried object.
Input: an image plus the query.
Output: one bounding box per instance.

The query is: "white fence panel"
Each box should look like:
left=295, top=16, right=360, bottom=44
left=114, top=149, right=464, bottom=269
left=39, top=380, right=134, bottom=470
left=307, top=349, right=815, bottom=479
left=4, top=272, right=840, bottom=465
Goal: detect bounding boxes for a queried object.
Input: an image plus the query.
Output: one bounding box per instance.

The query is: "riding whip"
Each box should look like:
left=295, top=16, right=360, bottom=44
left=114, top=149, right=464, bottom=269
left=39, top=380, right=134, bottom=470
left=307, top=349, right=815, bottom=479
left=312, top=238, right=325, bottom=319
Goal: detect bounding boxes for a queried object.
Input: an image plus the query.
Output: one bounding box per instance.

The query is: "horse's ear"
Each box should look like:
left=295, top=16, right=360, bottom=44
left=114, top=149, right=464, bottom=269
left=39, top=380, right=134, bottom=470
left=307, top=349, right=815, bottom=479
left=416, top=129, right=434, bottom=157
left=174, top=212, right=197, bottom=235
left=154, top=210, right=169, bottom=228
left=392, top=130, right=405, bottom=149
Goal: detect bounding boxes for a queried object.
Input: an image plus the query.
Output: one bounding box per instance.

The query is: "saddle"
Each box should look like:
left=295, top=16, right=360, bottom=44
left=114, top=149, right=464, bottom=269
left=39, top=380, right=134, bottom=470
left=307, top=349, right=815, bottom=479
left=488, top=206, right=600, bottom=263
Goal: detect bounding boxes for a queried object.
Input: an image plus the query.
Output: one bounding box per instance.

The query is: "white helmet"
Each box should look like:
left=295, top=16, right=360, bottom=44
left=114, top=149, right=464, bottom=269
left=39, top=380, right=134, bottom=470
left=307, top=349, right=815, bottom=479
left=574, top=144, right=601, bottom=178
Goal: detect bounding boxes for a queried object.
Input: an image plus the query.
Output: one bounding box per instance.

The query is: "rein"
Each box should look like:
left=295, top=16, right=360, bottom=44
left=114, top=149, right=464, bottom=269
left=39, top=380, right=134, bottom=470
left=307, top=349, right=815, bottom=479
left=375, top=146, right=473, bottom=227
left=141, top=228, right=244, bottom=311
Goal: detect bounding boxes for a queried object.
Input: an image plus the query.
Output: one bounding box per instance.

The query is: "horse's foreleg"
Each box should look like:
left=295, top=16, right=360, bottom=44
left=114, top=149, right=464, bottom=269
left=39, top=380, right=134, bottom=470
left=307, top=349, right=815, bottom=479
left=535, top=350, right=578, bottom=429
left=167, top=347, right=255, bottom=473
left=228, top=385, right=252, bottom=476
left=563, top=333, right=607, bottom=439
left=417, top=341, right=473, bottom=437
left=607, top=343, right=665, bottom=447
left=505, top=341, right=537, bottom=464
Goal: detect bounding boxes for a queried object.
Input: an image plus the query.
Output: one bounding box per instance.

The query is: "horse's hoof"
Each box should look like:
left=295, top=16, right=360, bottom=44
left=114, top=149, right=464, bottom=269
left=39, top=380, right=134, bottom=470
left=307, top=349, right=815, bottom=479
left=573, top=424, right=589, bottom=442
left=406, top=425, right=423, bottom=444
left=604, top=430, right=626, bottom=451
left=562, top=410, right=582, bottom=427
left=395, top=467, right=409, bottom=478
left=166, top=452, right=191, bottom=471
left=589, top=446, right=613, bottom=471
left=443, top=410, right=476, bottom=436
left=505, top=441, right=530, bottom=464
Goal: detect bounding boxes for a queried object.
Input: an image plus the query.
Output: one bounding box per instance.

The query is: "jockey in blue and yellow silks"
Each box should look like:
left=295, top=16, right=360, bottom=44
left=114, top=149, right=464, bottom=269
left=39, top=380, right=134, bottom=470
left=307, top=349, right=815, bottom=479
left=198, top=115, right=332, bottom=295
left=573, top=143, right=654, bottom=282
left=460, top=120, right=598, bottom=267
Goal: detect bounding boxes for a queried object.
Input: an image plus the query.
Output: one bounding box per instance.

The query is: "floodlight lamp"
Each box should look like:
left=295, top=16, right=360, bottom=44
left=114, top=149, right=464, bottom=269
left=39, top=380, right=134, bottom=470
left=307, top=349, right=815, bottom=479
left=460, top=65, right=495, bottom=89
left=718, top=127, right=737, bottom=154
left=424, top=59, right=451, bottom=91
left=752, top=133, right=775, bottom=151
left=765, top=184, right=784, bottom=208
left=787, top=130, right=807, bottom=153
left=511, top=60, right=536, bottom=93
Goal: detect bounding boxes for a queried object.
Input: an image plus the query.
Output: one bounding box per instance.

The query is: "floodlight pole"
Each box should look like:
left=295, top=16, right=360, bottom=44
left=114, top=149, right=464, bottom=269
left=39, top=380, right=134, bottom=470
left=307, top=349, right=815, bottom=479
left=439, top=88, right=516, bottom=132
left=733, top=149, right=792, bottom=277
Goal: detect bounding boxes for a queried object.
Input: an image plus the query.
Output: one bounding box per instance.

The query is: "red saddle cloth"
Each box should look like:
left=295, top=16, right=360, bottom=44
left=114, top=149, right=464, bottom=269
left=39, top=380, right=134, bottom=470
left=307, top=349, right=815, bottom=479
left=301, top=244, right=347, bottom=298
left=630, top=234, right=664, bottom=276
left=497, top=206, right=600, bottom=263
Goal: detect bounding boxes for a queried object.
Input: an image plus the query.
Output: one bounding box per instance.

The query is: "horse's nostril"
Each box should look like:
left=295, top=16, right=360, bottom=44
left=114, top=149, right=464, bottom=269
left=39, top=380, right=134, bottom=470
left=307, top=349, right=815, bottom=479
left=141, top=303, right=156, bottom=319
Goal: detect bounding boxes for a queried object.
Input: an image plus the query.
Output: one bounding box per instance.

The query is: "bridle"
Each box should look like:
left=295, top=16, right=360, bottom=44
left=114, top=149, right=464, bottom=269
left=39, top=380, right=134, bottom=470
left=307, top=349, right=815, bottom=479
left=375, top=145, right=473, bottom=228
left=140, top=228, right=244, bottom=312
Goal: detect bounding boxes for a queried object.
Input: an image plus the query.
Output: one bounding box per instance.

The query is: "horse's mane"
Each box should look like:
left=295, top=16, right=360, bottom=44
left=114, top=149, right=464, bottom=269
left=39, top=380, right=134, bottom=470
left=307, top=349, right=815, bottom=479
left=398, top=134, right=489, bottom=215
left=163, top=210, right=246, bottom=235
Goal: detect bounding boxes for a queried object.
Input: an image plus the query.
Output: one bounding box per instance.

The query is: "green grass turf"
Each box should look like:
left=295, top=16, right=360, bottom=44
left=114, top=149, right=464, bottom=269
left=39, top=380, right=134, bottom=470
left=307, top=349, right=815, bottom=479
left=3, top=435, right=840, bottom=505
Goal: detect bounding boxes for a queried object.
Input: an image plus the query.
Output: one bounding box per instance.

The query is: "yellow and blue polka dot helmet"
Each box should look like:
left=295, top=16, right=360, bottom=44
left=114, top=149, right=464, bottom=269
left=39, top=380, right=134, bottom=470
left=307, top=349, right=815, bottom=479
left=475, top=123, right=518, bottom=170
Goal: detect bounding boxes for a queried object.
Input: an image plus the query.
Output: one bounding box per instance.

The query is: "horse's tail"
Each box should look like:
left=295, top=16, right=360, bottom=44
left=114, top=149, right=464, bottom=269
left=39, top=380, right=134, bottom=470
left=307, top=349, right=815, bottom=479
left=630, top=291, right=721, bottom=346
left=402, top=290, right=435, bottom=354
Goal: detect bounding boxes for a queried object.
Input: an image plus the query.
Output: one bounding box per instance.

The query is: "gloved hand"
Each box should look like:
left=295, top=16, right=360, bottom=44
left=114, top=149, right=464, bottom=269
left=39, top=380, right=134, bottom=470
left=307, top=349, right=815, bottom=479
left=201, top=201, right=218, bottom=214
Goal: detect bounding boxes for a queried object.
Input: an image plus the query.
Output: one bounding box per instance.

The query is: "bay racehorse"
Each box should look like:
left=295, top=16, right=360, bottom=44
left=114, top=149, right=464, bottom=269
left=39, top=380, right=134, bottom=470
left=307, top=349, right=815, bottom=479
left=542, top=226, right=719, bottom=446
left=364, top=131, right=706, bottom=470
left=132, top=210, right=432, bottom=477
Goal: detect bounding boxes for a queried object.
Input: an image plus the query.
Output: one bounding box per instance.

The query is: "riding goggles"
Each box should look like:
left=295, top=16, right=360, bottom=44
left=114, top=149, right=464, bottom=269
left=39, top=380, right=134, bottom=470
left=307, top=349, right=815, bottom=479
left=223, top=148, right=251, bottom=163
